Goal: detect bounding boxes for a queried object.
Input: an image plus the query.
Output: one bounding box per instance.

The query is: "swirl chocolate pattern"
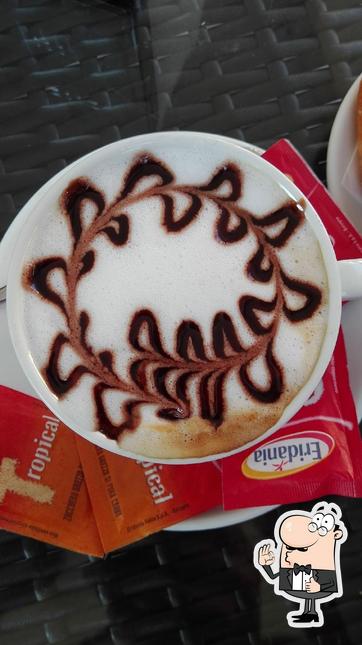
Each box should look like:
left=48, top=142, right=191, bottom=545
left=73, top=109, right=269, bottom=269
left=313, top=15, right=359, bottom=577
left=24, top=154, right=323, bottom=438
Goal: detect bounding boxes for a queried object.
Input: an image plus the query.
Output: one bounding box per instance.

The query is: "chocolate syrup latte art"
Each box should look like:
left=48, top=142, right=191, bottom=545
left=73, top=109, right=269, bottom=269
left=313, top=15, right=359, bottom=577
left=22, top=142, right=328, bottom=458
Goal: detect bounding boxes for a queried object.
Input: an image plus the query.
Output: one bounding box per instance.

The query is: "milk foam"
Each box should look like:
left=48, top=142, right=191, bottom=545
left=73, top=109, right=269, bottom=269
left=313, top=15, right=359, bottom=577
left=21, top=136, right=329, bottom=456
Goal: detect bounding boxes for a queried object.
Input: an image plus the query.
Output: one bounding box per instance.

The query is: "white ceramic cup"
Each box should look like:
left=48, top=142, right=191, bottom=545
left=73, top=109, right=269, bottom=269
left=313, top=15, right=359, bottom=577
left=6, top=132, right=362, bottom=464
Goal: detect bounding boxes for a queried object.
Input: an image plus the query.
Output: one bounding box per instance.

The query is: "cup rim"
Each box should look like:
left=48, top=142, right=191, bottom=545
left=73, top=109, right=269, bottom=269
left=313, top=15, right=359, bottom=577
left=6, top=131, right=341, bottom=464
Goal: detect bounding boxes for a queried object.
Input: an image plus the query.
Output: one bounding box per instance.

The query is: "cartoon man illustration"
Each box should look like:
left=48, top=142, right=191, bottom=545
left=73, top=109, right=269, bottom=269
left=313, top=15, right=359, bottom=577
left=254, top=501, right=347, bottom=627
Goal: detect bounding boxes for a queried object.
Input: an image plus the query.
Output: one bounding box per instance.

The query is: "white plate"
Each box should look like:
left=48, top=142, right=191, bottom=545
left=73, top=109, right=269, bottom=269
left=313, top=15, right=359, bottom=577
left=168, top=503, right=277, bottom=531
left=327, top=75, right=361, bottom=232
left=1, top=138, right=360, bottom=532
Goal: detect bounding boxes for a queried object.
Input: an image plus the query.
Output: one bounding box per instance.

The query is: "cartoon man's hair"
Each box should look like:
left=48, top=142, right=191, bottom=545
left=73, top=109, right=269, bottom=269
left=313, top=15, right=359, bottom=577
left=313, top=503, right=340, bottom=516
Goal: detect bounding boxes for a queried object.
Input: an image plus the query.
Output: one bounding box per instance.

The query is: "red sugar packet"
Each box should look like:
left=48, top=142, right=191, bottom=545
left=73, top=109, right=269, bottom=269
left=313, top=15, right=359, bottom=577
left=222, top=139, right=362, bottom=510
left=264, top=139, right=362, bottom=260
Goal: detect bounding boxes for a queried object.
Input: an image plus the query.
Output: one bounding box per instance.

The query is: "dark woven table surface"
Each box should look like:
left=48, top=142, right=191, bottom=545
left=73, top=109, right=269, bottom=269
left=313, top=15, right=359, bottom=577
left=0, top=0, right=361, bottom=643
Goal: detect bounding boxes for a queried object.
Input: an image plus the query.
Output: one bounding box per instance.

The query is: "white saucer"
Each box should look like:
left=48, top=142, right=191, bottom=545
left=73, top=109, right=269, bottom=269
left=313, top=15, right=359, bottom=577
left=1, top=138, right=361, bottom=532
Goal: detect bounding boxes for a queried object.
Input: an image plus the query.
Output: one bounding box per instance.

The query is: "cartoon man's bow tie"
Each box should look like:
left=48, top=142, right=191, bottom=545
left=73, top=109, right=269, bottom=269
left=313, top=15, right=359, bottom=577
left=293, top=564, right=312, bottom=575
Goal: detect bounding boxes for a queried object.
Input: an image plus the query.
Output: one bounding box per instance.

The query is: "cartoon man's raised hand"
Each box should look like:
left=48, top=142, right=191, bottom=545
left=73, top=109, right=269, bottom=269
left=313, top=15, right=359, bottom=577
left=258, top=543, right=275, bottom=566
left=305, top=577, right=321, bottom=593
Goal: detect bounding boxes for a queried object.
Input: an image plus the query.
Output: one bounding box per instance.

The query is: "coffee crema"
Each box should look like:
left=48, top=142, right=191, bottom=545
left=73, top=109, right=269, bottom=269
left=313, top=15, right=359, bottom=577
left=22, top=148, right=328, bottom=458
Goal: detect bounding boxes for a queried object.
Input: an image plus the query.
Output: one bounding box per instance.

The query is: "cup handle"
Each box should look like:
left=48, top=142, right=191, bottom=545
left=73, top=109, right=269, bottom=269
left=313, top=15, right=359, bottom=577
left=338, top=259, right=362, bottom=300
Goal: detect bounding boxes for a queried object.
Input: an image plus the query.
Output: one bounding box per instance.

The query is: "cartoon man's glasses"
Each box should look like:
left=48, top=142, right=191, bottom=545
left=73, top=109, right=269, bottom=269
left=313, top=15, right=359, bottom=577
left=308, top=512, right=335, bottom=536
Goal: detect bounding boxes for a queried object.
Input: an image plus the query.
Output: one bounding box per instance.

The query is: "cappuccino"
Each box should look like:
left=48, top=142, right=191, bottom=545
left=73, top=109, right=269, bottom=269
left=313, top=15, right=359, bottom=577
left=21, top=137, right=328, bottom=458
